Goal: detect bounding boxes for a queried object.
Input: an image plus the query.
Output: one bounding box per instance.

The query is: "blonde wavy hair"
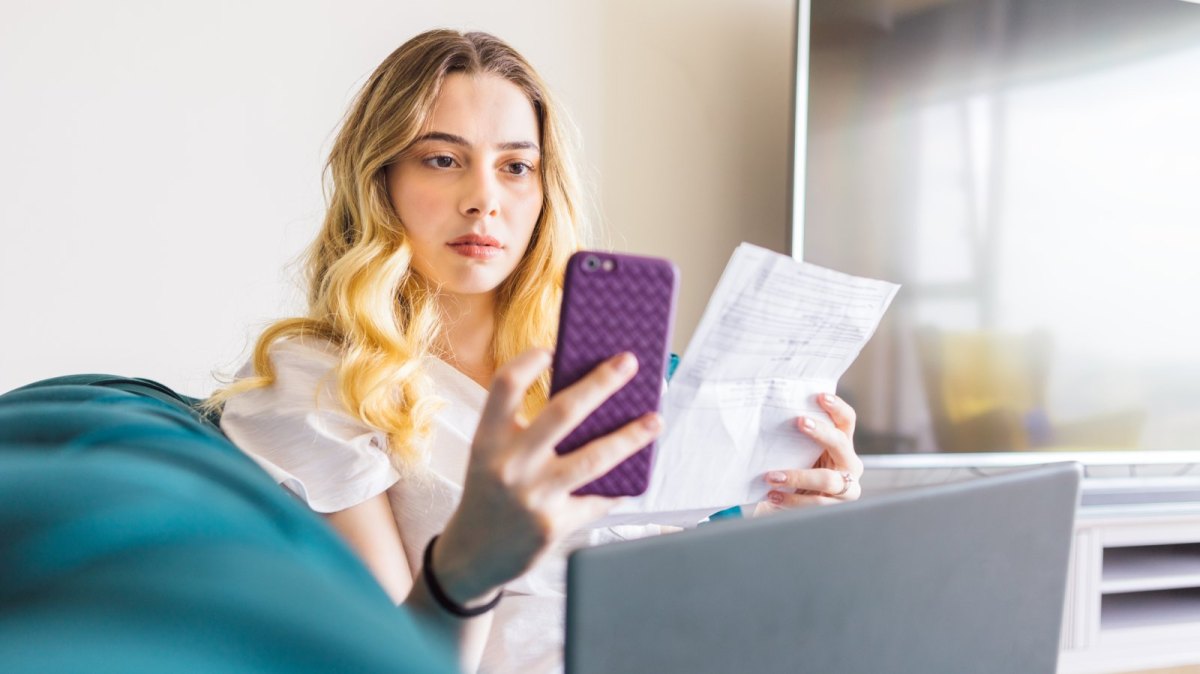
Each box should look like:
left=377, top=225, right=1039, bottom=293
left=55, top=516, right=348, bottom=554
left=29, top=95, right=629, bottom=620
left=208, top=29, right=589, bottom=467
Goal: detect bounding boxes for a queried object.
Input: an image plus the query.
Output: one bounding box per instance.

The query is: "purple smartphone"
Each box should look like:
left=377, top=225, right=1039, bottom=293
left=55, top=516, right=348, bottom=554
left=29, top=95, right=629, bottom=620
left=550, top=251, right=679, bottom=496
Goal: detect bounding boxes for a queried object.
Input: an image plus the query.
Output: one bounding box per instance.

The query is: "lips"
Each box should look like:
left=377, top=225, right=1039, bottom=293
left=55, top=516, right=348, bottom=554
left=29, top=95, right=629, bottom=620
left=447, top=233, right=504, bottom=259
left=448, top=234, right=502, bottom=248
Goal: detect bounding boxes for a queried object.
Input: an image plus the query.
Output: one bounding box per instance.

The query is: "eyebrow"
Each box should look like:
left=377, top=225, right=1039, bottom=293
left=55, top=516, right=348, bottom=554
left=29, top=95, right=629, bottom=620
left=413, top=131, right=540, bottom=153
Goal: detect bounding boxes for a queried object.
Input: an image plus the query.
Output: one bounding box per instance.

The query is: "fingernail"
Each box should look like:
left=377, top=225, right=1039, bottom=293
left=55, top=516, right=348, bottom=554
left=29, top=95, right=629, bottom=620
left=801, top=417, right=816, bottom=432
left=823, top=393, right=836, bottom=404
left=768, top=491, right=783, bottom=504
left=766, top=471, right=787, bottom=484
left=641, top=413, right=662, bottom=432
left=615, top=352, right=637, bottom=374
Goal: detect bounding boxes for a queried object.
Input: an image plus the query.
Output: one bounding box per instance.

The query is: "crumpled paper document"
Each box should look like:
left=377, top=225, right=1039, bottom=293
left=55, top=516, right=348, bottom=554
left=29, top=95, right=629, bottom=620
left=602, top=243, right=899, bottom=526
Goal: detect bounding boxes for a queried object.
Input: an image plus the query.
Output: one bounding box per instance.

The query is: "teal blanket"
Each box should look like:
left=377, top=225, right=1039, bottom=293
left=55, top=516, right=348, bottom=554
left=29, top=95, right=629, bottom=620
left=0, top=375, right=453, bottom=673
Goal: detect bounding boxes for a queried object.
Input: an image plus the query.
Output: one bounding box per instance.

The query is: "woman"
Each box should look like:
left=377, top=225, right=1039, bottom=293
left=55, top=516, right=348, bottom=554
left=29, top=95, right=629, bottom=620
left=212, top=29, right=862, bottom=673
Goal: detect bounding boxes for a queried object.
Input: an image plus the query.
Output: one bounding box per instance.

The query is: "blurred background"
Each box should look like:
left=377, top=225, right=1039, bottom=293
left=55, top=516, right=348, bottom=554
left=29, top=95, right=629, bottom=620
left=0, top=0, right=795, bottom=396
left=802, top=0, right=1200, bottom=454
left=4, top=0, right=1199, bottom=458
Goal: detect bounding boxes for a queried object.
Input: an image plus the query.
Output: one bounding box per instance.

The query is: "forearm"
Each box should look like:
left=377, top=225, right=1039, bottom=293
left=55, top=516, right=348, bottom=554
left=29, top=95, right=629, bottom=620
left=403, top=531, right=509, bottom=673
left=323, top=497, right=497, bottom=671
left=404, top=574, right=495, bottom=673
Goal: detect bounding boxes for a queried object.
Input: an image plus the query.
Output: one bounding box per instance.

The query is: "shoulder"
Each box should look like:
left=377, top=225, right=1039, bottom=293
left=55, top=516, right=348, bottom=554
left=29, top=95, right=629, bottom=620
left=228, top=336, right=343, bottom=411
left=219, top=336, right=399, bottom=513
left=263, top=336, right=342, bottom=382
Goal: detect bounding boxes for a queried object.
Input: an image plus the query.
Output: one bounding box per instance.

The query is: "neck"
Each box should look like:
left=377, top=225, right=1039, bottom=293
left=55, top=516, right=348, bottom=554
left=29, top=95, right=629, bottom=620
left=436, top=291, right=497, bottom=388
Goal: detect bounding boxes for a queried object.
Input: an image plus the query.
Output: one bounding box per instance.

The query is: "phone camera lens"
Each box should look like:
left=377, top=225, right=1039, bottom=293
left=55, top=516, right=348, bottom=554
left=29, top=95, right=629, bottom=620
left=583, top=255, right=602, bottom=272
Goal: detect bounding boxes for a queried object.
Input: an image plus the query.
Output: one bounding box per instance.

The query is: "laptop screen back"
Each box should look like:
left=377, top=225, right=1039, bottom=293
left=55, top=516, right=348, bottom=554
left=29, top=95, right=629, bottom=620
left=566, top=463, right=1081, bottom=674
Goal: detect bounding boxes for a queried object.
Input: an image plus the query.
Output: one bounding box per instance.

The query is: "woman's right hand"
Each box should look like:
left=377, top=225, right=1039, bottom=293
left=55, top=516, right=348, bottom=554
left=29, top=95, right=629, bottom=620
left=431, top=348, right=662, bottom=606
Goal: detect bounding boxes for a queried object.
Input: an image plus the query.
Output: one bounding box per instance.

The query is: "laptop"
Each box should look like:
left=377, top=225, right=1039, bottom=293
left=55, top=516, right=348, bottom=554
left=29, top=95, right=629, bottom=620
left=566, top=462, right=1081, bottom=674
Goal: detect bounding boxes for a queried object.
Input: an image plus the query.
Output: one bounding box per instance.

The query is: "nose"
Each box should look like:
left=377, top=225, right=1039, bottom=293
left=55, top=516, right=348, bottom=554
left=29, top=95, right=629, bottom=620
left=460, top=166, right=500, bottom=219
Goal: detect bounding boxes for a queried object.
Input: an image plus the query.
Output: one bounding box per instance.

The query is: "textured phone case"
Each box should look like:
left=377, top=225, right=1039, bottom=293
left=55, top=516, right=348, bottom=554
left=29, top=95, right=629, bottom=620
left=551, top=251, right=678, bottom=496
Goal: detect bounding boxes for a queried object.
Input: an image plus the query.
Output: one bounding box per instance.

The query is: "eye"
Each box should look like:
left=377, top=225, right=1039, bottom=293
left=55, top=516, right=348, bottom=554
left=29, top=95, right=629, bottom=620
left=505, top=161, right=536, bottom=176
left=423, top=154, right=458, bottom=169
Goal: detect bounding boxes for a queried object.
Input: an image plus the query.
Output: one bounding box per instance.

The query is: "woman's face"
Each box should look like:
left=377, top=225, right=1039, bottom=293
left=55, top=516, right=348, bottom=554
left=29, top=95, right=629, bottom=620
left=387, top=73, right=544, bottom=299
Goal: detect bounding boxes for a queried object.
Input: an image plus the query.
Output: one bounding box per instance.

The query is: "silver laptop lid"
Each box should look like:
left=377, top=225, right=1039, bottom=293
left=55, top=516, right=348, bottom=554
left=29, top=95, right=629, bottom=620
left=566, top=462, right=1081, bottom=674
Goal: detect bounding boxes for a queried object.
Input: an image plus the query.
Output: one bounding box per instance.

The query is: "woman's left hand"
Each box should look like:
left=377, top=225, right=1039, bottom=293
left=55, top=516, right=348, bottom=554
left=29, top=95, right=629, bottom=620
left=758, top=392, right=863, bottom=511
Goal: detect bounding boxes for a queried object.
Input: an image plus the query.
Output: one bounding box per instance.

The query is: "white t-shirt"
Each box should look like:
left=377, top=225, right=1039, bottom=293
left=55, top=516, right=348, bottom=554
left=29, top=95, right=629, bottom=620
left=220, top=338, right=660, bottom=674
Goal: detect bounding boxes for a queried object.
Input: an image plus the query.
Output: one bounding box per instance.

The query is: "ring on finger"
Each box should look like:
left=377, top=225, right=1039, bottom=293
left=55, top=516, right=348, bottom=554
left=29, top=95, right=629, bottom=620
left=833, top=471, right=855, bottom=497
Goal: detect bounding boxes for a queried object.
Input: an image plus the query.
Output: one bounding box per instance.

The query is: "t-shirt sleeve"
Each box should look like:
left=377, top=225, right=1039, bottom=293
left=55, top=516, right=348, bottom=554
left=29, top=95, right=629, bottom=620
left=219, top=339, right=401, bottom=514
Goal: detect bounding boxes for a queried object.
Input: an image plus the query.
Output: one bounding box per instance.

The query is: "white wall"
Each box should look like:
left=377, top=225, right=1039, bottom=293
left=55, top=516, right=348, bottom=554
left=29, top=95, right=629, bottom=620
left=0, top=0, right=795, bottom=397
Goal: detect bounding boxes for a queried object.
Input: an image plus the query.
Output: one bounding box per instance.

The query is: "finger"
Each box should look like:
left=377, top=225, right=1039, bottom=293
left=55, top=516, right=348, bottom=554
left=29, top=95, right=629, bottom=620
left=751, top=501, right=781, bottom=517
left=765, top=490, right=842, bottom=508
left=521, top=352, right=639, bottom=452
left=798, top=415, right=863, bottom=476
left=764, top=467, right=849, bottom=495
left=557, top=494, right=623, bottom=532
left=554, top=412, right=663, bottom=493
left=816, top=392, right=857, bottom=437
left=478, top=348, right=552, bottom=435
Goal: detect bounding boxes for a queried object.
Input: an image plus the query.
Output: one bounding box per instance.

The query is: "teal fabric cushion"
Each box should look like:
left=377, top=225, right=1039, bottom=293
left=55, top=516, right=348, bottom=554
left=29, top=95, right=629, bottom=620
left=0, top=375, right=454, bottom=673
